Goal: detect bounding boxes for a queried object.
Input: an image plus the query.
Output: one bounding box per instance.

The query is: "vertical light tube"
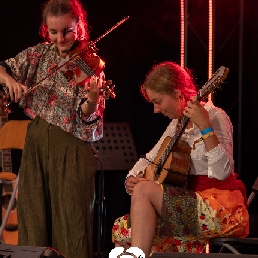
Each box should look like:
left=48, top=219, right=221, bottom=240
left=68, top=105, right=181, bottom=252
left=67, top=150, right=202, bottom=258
left=237, top=0, right=244, bottom=176
left=208, top=0, right=213, bottom=101
left=208, top=0, right=213, bottom=78
left=180, top=0, right=185, bottom=67
left=206, top=1, right=213, bottom=253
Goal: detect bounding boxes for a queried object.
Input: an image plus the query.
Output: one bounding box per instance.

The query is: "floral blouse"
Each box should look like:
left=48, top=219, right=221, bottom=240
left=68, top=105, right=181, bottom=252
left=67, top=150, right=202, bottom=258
left=1, top=42, right=105, bottom=142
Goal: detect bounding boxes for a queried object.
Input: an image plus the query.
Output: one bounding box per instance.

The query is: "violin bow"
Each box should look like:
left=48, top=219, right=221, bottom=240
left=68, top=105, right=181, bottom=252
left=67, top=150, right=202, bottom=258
left=88, top=16, right=130, bottom=51
left=23, top=16, right=130, bottom=95
left=5, top=15, right=130, bottom=107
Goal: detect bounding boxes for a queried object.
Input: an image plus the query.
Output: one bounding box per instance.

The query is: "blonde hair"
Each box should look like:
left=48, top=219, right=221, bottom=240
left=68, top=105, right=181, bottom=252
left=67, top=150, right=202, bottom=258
left=141, top=61, right=197, bottom=102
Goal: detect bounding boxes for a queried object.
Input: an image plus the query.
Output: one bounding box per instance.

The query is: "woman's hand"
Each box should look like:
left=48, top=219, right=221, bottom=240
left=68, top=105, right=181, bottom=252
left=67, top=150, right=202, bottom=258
left=125, top=176, right=149, bottom=195
left=183, top=97, right=220, bottom=151
left=183, top=97, right=212, bottom=130
left=81, top=75, right=103, bottom=116
left=85, top=75, right=102, bottom=104
left=0, top=67, right=28, bottom=102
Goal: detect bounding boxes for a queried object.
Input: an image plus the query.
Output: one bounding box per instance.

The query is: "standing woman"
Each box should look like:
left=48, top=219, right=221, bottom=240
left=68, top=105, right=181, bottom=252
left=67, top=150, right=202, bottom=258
left=0, top=0, right=105, bottom=257
left=112, top=61, right=249, bottom=257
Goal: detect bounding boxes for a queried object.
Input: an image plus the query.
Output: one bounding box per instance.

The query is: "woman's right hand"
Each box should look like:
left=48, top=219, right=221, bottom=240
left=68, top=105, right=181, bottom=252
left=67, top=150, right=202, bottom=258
left=0, top=66, right=28, bottom=102
left=125, top=176, right=149, bottom=195
left=5, top=76, right=28, bottom=102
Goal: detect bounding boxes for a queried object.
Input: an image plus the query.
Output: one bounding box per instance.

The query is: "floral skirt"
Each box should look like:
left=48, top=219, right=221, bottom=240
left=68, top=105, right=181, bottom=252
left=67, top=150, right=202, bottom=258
left=112, top=186, right=249, bottom=254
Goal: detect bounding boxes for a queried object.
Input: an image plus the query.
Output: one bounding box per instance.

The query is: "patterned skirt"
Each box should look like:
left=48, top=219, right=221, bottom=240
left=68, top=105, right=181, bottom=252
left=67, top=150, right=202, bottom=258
left=112, top=185, right=249, bottom=254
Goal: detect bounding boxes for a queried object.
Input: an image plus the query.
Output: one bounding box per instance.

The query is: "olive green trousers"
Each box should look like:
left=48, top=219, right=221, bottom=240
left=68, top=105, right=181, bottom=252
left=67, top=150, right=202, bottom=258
left=17, top=116, right=97, bottom=258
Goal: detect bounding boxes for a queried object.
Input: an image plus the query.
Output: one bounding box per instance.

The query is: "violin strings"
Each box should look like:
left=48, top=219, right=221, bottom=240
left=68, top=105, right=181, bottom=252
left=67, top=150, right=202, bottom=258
left=75, top=57, right=96, bottom=77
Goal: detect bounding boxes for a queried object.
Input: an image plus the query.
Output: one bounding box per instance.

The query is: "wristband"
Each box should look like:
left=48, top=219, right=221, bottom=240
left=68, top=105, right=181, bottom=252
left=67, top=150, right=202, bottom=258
left=200, top=127, right=213, bottom=135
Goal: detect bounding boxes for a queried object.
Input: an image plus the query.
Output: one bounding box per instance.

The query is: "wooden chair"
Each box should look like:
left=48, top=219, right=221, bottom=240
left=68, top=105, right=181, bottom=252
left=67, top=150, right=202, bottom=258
left=0, top=119, right=31, bottom=244
left=209, top=177, right=258, bottom=254
left=0, top=120, right=30, bottom=150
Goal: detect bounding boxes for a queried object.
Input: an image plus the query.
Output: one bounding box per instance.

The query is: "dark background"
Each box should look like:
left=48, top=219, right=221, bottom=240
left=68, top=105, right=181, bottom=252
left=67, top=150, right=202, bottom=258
left=1, top=0, right=258, bottom=257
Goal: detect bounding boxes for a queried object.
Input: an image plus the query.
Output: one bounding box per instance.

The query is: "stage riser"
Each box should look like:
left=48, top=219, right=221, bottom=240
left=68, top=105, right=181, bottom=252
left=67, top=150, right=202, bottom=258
left=0, top=244, right=64, bottom=257
left=151, top=253, right=258, bottom=258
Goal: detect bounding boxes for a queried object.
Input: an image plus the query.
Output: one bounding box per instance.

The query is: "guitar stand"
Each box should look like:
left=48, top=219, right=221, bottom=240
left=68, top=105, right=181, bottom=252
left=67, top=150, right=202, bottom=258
left=0, top=173, right=19, bottom=244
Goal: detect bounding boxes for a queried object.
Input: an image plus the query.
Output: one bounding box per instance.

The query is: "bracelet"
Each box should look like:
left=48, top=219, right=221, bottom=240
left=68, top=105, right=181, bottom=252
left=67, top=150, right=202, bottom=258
left=200, top=127, right=213, bottom=135
left=86, top=100, right=98, bottom=106
left=201, top=131, right=214, bottom=140
left=192, top=131, right=215, bottom=150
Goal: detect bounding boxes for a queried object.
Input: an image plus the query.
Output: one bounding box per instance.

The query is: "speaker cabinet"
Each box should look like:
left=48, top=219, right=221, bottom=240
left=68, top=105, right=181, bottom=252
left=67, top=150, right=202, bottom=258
left=0, top=244, right=65, bottom=258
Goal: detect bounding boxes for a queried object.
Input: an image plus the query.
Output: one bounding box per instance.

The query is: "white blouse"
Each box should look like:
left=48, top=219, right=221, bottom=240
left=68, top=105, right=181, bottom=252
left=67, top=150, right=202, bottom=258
left=127, top=101, right=234, bottom=181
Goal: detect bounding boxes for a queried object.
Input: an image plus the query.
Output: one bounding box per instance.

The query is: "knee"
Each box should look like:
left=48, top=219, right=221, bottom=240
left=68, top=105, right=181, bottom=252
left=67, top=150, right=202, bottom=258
left=132, top=180, right=158, bottom=200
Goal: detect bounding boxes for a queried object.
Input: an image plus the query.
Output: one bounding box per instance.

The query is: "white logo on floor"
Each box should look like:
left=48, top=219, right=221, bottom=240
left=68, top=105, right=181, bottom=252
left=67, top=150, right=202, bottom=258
left=109, top=247, right=145, bottom=258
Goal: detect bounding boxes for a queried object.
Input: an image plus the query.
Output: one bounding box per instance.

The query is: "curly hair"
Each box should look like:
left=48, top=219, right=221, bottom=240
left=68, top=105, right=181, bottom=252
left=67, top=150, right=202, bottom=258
left=39, top=0, right=89, bottom=42
left=141, top=61, right=198, bottom=102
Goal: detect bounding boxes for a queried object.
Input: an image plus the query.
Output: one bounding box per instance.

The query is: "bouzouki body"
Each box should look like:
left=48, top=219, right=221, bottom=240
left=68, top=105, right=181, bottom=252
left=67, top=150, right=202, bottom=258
left=145, top=136, right=192, bottom=187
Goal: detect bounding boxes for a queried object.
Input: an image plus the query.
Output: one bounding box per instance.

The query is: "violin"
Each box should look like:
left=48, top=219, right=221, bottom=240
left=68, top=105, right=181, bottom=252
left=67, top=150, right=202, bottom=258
left=6, top=39, right=115, bottom=113
left=6, top=41, right=115, bottom=113
left=59, top=39, right=116, bottom=100
left=7, top=16, right=130, bottom=111
left=57, top=15, right=130, bottom=99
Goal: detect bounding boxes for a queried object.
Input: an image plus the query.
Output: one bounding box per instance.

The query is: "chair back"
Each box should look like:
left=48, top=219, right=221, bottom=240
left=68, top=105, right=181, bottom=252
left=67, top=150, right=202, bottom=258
left=0, top=120, right=31, bottom=150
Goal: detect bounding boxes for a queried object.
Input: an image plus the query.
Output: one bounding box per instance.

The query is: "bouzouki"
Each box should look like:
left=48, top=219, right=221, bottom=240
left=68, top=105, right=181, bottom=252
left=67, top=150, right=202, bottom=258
left=144, top=66, right=229, bottom=187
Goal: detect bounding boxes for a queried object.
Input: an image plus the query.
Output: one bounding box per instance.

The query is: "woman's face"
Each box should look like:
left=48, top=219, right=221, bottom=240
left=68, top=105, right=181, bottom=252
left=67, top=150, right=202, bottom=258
left=46, top=14, right=78, bottom=54
left=146, top=88, right=184, bottom=119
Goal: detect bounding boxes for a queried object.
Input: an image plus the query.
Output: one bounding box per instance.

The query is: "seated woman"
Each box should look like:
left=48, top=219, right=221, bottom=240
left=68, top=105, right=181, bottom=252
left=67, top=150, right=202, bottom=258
left=112, top=61, right=249, bottom=257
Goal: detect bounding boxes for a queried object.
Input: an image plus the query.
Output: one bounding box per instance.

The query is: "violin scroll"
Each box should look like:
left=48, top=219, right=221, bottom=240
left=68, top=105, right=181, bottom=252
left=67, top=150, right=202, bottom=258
left=87, top=41, right=98, bottom=54
left=100, top=79, right=116, bottom=100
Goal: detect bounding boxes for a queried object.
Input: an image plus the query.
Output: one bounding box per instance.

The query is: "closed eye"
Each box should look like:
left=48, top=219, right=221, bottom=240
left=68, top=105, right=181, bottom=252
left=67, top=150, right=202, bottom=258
left=48, top=28, right=75, bottom=35
left=152, top=100, right=161, bottom=105
left=49, top=29, right=57, bottom=34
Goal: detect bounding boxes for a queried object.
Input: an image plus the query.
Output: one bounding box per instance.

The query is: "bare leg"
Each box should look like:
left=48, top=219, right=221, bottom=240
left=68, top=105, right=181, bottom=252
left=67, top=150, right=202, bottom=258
left=130, top=181, right=163, bottom=256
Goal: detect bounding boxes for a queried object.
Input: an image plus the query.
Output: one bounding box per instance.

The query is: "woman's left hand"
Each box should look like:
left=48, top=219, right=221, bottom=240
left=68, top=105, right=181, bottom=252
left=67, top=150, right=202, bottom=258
left=183, top=97, right=212, bottom=130
left=85, top=75, right=103, bottom=103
